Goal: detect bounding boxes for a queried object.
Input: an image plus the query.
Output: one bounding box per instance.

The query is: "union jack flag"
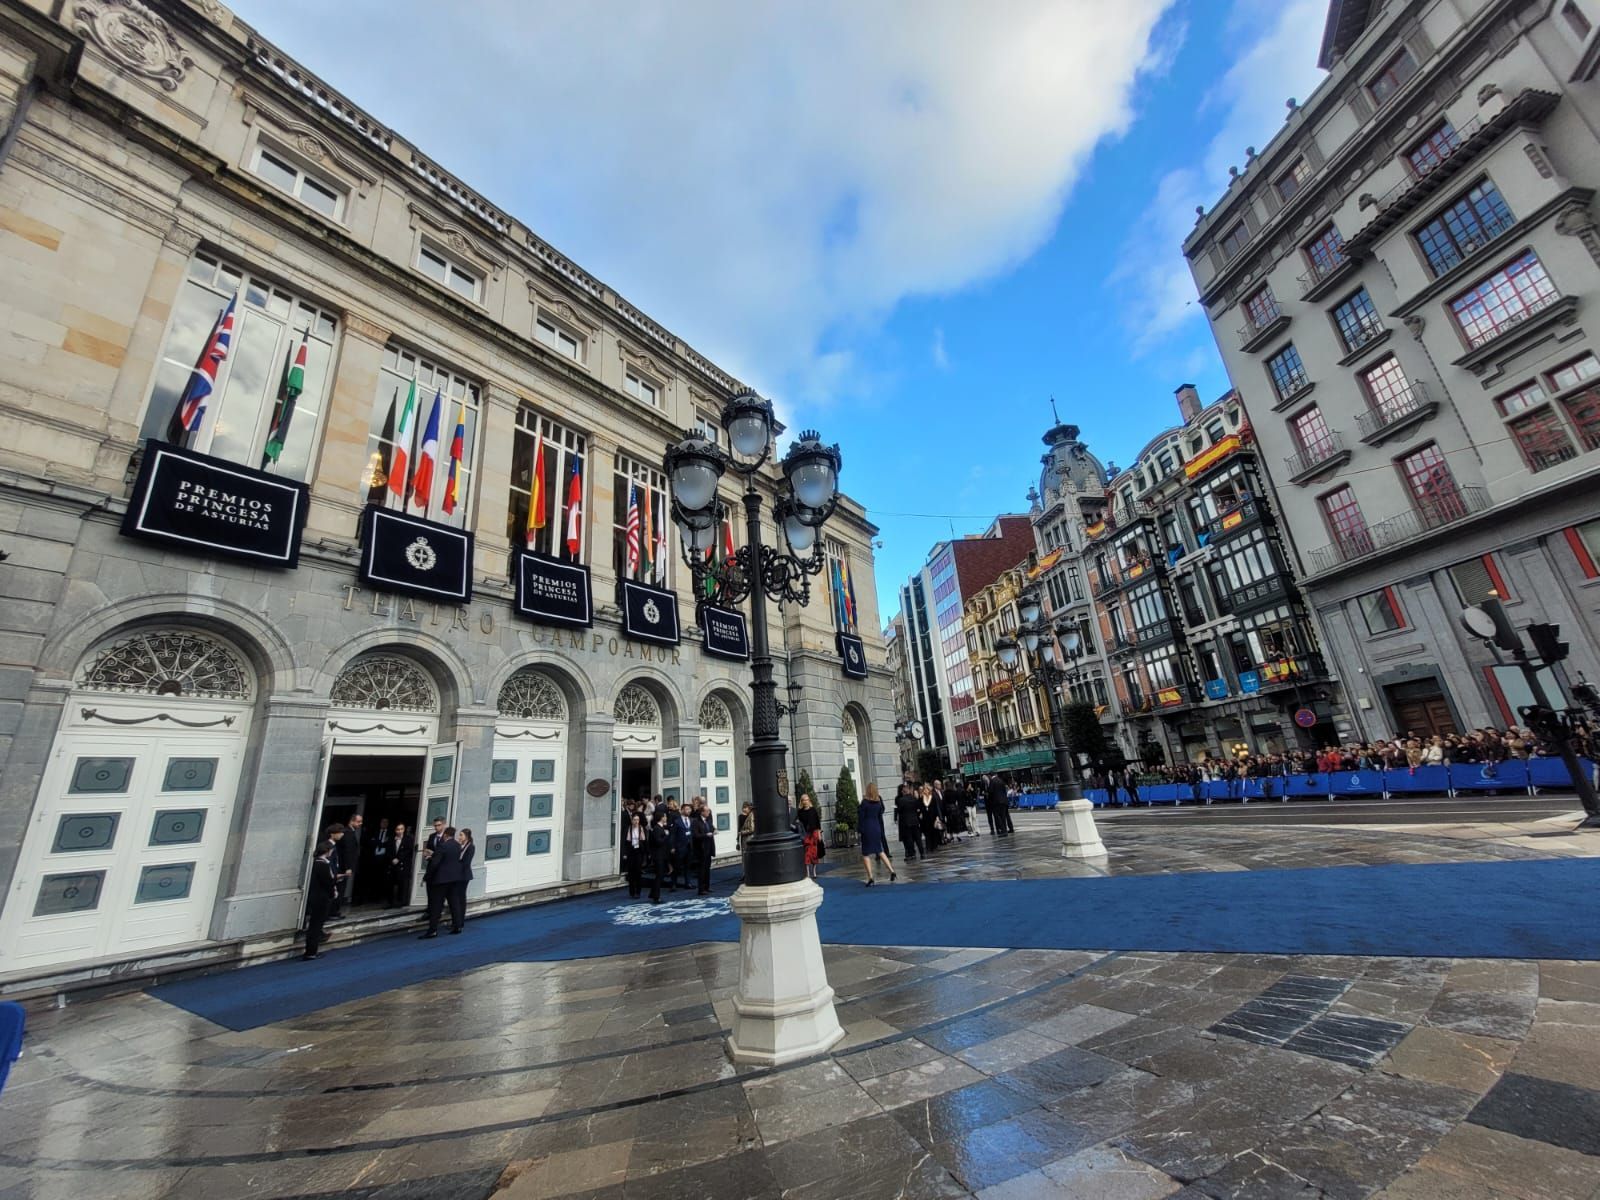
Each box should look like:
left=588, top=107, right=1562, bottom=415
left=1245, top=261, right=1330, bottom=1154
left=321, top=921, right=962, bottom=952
left=168, top=293, right=236, bottom=444
left=624, top=483, right=641, bottom=578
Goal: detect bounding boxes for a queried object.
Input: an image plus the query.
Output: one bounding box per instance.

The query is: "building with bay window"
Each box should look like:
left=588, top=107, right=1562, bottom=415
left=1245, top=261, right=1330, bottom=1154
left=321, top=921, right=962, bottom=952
left=1086, top=387, right=1343, bottom=763
left=0, top=0, right=891, bottom=989
left=1185, top=0, right=1600, bottom=741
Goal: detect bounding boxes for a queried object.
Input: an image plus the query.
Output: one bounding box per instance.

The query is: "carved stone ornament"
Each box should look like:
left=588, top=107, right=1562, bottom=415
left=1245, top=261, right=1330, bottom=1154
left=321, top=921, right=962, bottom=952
left=73, top=0, right=195, bottom=92
left=296, top=132, right=329, bottom=163
left=1555, top=206, right=1600, bottom=268
left=1403, top=314, right=1426, bottom=341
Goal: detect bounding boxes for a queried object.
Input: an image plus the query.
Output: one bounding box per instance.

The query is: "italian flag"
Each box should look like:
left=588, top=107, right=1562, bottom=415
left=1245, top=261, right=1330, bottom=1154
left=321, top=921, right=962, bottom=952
left=386, top=378, right=417, bottom=499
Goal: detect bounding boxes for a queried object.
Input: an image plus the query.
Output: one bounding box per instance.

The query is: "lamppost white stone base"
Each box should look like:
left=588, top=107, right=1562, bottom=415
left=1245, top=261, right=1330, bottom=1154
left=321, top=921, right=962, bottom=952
left=1058, top=797, right=1108, bottom=859
left=726, top=878, right=845, bottom=1066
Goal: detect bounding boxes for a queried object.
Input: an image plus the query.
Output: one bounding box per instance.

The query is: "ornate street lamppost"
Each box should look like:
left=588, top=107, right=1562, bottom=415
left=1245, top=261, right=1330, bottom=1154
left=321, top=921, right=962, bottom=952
left=995, top=584, right=1107, bottom=859
left=664, top=391, right=846, bottom=1063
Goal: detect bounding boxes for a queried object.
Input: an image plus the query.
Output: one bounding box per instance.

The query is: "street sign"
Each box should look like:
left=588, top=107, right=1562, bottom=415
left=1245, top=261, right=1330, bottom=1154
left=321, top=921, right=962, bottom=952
left=1294, top=707, right=1317, bottom=729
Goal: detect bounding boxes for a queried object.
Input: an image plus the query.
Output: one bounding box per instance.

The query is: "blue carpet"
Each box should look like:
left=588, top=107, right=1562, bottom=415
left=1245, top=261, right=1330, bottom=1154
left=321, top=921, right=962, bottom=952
left=150, top=857, right=1600, bottom=1030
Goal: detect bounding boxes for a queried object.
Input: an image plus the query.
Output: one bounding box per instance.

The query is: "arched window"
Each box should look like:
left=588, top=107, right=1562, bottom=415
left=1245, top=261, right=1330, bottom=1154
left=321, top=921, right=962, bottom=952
left=613, top=683, right=661, bottom=727
left=331, top=654, right=438, bottom=713
left=698, top=694, right=733, bottom=731
left=497, top=670, right=568, bottom=721
left=77, top=630, right=252, bottom=700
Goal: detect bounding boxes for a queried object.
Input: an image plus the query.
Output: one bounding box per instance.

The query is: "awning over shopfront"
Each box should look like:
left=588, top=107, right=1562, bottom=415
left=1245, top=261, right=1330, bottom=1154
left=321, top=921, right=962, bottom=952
left=960, top=748, right=1055, bottom=776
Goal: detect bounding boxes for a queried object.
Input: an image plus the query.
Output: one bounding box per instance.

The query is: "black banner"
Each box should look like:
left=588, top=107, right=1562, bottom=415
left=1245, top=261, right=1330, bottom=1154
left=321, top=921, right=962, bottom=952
left=619, top=579, right=680, bottom=647
left=121, top=440, right=308, bottom=567
left=359, top=505, right=473, bottom=603
left=513, top=550, right=592, bottom=629
left=838, top=632, right=868, bottom=679
left=701, top=605, right=749, bottom=661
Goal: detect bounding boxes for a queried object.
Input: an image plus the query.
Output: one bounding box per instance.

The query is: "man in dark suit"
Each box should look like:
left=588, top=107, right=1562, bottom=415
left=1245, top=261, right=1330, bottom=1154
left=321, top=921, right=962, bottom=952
left=303, top=841, right=338, bottom=960
left=385, top=822, right=415, bottom=908
left=690, top=799, right=716, bottom=896
left=420, top=826, right=468, bottom=938
left=422, top=817, right=450, bottom=862
left=323, top=823, right=348, bottom=918
left=341, top=813, right=364, bottom=908
left=986, top=773, right=1013, bottom=836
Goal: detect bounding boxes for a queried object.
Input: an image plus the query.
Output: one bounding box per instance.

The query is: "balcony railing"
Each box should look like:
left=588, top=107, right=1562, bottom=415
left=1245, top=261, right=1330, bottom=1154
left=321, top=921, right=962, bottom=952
left=1297, top=245, right=1355, bottom=299
left=1091, top=569, right=1122, bottom=598
left=1285, top=432, right=1350, bottom=483
left=1338, top=317, right=1388, bottom=358
left=1110, top=632, right=1139, bottom=655
left=1370, top=115, right=1485, bottom=214
left=1357, top=379, right=1438, bottom=443
left=1258, top=653, right=1329, bottom=689
left=1306, top=485, right=1491, bottom=573
left=1237, top=299, right=1290, bottom=352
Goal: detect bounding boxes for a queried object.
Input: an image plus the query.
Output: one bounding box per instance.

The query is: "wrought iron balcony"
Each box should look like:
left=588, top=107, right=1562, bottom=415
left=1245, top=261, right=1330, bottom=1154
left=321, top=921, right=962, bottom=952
left=1297, top=245, right=1358, bottom=301
left=1237, top=300, right=1291, bottom=353
left=1285, top=433, right=1351, bottom=485
left=1257, top=652, right=1328, bottom=689
left=1306, top=486, right=1491, bottom=573
left=1357, top=380, right=1439, bottom=445
left=1110, top=631, right=1140, bottom=656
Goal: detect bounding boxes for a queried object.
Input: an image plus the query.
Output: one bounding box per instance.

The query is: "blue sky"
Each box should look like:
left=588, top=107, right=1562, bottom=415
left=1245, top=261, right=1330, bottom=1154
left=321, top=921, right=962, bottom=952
left=228, top=0, right=1328, bottom=623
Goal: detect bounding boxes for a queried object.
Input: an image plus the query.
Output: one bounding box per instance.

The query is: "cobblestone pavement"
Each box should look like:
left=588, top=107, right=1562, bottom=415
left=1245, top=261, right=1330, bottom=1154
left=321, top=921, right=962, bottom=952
left=2, top=816, right=1598, bottom=1199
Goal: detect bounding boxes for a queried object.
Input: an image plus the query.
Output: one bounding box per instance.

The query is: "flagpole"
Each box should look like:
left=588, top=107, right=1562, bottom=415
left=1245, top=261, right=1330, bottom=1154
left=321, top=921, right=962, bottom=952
left=403, top=375, right=420, bottom=514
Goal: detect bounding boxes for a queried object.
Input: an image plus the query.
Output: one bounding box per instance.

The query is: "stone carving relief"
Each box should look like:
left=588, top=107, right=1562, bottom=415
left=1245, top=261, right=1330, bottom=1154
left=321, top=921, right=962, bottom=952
left=1556, top=206, right=1600, bottom=268
left=73, top=0, right=194, bottom=92
left=528, top=282, right=598, bottom=335
left=1523, top=143, right=1555, bottom=180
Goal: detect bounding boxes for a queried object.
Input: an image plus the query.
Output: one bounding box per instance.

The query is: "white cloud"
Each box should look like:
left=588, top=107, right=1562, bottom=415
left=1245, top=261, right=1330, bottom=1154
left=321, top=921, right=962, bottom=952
left=1111, top=0, right=1328, bottom=353
left=228, top=0, right=1176, bottom=417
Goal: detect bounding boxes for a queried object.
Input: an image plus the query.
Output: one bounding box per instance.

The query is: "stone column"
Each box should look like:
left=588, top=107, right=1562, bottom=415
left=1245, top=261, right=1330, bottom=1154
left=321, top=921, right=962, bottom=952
left=0, top=681, right=68, bottom=910
left=473, top=385, right=521, bottom=585
left=94, top=219, right=203, bottom=486
left=452, top=705, right=496, bottom=901
left=215, top=695, right=330, bottom=941
left=305, top=310, right=390, bottom=543
left=572, top=710, right=617, bottom=881
left=587, top=434, right=619, bottom=603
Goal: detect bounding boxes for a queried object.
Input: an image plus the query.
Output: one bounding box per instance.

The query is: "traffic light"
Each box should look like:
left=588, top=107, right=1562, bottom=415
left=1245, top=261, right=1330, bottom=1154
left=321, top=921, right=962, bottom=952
left=1517, top=704, right=1563, bottom=737
left=1527, top=622, right=1569, bottom=663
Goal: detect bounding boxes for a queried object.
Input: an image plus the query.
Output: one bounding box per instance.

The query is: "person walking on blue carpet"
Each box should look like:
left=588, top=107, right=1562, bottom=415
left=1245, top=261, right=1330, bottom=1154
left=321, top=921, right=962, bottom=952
left=302, top=841, right=337, bottom=960
left=895, top=782, right=925, bottom=861
left=858, top=782, right=896, bottom=886
left=419, top=826, right=468, bottom=937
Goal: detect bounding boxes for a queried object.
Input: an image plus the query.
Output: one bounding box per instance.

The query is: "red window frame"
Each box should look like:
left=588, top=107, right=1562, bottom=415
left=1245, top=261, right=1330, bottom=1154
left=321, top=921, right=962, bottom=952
left=1244, top=285, right=1279, bottom=329
left=1303, top=224, right=1346, bottom=276
left=1406, top=121, right=1459, bottom=177
left=1362, top=355, right=1416, bottom=420
left=1398, top=443, right=1466, bottom=522
left=1319, top=485, right=1372, bottom=554
left=1359, top=586, right=1406, bottom=635
left=1566, top=525, right=1599, bottom=578
left=1291, top=406, right=1335, bottom=459
left=1449, top=252, right=1560, bottom=349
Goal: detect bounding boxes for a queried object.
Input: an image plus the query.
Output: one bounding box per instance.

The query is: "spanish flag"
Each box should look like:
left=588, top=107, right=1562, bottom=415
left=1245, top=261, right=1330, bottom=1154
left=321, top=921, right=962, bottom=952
left=526, top=432, right=546, bottom=547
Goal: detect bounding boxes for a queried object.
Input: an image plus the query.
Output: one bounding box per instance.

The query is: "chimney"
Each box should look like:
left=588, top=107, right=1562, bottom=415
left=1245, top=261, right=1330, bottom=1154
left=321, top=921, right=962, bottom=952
left=1175, top=383, right=1202, bottom=423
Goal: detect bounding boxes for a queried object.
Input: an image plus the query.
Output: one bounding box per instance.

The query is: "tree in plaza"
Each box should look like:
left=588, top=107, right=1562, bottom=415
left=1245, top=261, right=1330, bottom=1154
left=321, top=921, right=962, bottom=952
left=1061, top=702, right=1109, bottom=764
left=834, top=764, right=858, bottom=838
left=796, top=767, right=815, bottom=802
left=915, top=747, right=944, bottom=786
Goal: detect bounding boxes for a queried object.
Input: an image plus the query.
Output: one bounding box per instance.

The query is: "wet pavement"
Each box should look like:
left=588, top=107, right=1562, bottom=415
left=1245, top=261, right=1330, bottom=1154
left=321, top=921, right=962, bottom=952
left=2, top=810, right=1598, bottom=1199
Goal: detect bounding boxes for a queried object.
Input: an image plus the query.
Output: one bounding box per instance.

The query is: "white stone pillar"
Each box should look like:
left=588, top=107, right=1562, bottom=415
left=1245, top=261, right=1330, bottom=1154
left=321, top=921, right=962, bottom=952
left=726, top=878, right=844, bottom=1066
left=1058, top=796, right=1107, bottom=859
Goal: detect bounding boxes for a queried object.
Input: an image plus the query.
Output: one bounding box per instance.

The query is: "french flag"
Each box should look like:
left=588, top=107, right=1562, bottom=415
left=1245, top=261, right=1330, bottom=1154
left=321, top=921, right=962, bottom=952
left=168, top=293, right=236, bottom=444
left=410, top=389, right=442, bottom=510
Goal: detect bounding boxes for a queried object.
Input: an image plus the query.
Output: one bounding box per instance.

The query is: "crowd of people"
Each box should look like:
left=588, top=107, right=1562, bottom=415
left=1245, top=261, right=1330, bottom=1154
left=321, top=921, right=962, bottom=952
left=1087, top=722, right=1597, bottom=795
left=303, top=815, right=474, bottom=960
left=618, top=794, right=723, bottom=904
left=852, top=773, right=1016, bottom=885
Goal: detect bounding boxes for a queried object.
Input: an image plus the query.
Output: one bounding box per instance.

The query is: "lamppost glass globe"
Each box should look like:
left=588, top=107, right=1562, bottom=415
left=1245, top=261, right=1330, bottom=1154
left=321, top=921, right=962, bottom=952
left=782, top=509, right=816, bottom=554
left=1018, top=588, right=1042, bottom=625
left=722, top=391, right=774, bottom=464
left=671, top=457, right=720, bottom=513
left=996, top=636, right=1020, bottom=670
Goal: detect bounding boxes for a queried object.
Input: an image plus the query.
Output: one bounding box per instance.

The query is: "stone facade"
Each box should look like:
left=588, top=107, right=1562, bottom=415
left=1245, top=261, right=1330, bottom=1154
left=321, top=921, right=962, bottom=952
left=1186, top=0, right=1600, bottom=741
left=0, top=0, right=893, bottom=985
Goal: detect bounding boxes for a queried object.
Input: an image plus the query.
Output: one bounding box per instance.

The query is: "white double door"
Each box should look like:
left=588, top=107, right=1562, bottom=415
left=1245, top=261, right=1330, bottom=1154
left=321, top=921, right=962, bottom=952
left=698, top=734, right=738, bottom=835
left=485, top=723, right=566, bottom=894
left=0, top=698, right=248, bottom=976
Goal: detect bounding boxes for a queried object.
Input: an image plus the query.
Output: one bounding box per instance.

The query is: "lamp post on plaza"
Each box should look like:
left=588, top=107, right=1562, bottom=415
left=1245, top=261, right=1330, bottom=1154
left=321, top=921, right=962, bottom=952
left=995, top=584, right=1107, bottom=859
left=664, top=392, right=846, bottom=1063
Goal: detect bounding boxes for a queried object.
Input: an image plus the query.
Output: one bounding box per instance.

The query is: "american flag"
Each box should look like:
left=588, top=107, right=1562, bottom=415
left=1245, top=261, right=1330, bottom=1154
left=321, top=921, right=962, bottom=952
left=625, top=483, right=641, bottom=578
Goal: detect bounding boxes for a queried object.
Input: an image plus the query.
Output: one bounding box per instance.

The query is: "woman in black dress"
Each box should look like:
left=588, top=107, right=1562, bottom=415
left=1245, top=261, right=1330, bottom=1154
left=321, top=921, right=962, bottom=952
left=622, top=810, right=647, bottom=898
left=857, top=782, right=895, bottom=886
left=647, top=809, right=673, bottom=904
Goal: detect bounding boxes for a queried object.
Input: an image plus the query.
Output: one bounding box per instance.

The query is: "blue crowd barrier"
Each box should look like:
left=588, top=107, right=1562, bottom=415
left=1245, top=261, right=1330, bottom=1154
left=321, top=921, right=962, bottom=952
left=1450, top=760, right=1529, bottom=791
left=1330, top=771, right=1384, bottom=796
left=1383, top=765, right=1451, bottom=794
left=1285, top=774, right=1328, bottom=796
left=1202, top=780, right=1234, bottom=802
left=1528, top=757, right=1597, bottom=789
left=1142, top=783, right=1182, bottom=805
left=1015, top=791, right=1058, bottom=809
left=1085, top=788, right=1110, bottom=807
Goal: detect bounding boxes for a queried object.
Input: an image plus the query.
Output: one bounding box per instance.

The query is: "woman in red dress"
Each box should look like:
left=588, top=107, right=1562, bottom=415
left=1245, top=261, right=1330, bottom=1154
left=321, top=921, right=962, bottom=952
left=797, top=793, right=823, bottom=880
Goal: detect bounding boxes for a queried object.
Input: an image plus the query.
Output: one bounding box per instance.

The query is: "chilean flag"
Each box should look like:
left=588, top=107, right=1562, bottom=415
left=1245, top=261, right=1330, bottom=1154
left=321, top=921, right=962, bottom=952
left=410, top=389, right=442, bottom=510
left=168, top=293, right=236, bottom=444
left=441, top=401, right=466, bottom=515
left=564, top=456, right=583, bottom=558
